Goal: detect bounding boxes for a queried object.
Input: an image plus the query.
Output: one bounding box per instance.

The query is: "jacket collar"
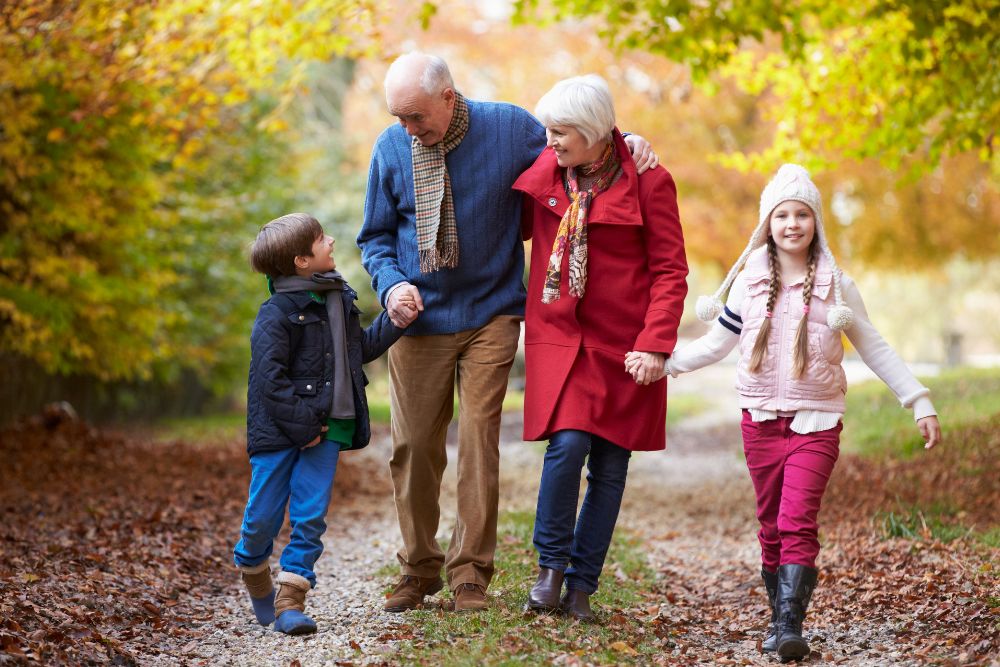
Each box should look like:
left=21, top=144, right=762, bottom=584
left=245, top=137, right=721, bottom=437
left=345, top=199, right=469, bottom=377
left=744, top=245, right=833, bottom=286
left=512, top=128, right=643, bottom=226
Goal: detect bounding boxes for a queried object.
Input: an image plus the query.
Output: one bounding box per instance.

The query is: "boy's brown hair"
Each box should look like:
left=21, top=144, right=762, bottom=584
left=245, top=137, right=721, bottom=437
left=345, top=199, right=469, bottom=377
left=249, top=213, right=323, bottom=276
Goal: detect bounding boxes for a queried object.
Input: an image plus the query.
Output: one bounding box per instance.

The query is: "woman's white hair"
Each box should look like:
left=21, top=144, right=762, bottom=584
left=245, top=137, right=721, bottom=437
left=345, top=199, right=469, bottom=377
left=534, top=74, right=616, bottom=147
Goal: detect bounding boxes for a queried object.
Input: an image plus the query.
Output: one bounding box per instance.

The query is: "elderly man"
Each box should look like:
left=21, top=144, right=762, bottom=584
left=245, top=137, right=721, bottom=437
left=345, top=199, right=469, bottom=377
left=358, top=52, right=656, bottom=613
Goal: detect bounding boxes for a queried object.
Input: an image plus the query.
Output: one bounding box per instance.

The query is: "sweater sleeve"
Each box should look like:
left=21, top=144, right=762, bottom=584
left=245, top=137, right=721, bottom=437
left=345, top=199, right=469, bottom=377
left=358, top=133, right=409, bottom=306
left=841, top=276, right=937, bottom=420
left=668, top=273, right=744, bottom=376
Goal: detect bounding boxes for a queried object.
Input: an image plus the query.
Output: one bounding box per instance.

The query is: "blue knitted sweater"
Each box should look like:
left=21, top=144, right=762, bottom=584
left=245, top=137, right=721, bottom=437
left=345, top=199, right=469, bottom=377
left=358, top=99, right=546, bottom=335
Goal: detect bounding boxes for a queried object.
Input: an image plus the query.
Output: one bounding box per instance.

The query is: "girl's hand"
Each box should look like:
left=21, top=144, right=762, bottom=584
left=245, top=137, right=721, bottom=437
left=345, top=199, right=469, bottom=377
left=917, top=416, right=941, bottom=449
left=624, top=351, right=666, bottom=385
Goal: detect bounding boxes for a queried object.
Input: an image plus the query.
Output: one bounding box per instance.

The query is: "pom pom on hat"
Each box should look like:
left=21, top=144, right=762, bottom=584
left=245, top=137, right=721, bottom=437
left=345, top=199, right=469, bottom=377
left=826, top=304, right=853, bottom=331
left=696, top=295, right=723, bottom=322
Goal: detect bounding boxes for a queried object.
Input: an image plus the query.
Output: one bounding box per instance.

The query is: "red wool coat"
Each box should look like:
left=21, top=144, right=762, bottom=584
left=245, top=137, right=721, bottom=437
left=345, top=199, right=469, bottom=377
left=513, top=130, right=689, bottom=451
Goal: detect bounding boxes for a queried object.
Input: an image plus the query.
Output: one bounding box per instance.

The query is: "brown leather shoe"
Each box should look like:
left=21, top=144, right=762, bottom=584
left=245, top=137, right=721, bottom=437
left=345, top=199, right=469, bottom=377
left=527, top=567, right=564, bottom=612
left=384, top=574, right=443, bottom=612
left=453, top=583, right=488, bottom=612
left=560, top=589, right=596, bottom=622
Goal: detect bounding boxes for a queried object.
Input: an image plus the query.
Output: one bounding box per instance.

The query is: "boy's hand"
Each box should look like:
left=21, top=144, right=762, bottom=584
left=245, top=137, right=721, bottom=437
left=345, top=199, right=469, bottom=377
left=917, top=416, right=941, bottom=450
left=388, top=283, right=423, bottom=327
left=302, top=425, right=330, bottom=450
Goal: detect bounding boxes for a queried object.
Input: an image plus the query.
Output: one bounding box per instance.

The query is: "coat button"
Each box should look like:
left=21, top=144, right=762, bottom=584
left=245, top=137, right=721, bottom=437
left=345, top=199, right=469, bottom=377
left=325, top=352, right=331, bottom=357
left=306, top=384, right=313, bottom=390
left=325, top=381, right=331, bottom=386
left=548, top=197, right=557, bottom=206
left=298, top=315, right=305, bottom=321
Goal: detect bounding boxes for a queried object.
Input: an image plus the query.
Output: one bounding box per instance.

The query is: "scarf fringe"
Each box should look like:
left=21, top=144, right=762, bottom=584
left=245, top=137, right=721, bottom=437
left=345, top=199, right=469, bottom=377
left=419, top=246, right=460, bottom=273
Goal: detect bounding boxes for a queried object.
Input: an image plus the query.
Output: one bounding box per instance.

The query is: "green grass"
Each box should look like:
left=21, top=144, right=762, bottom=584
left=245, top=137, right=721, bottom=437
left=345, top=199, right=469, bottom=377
left=150, top=412, right=245, bottom=445
left=384, top=510, right=665, bottom=666
left=843, top=365, right=1000, bottom=457
left=878, top=507, right=974, bottom=543
left=665, top=393, right=710, bottom=426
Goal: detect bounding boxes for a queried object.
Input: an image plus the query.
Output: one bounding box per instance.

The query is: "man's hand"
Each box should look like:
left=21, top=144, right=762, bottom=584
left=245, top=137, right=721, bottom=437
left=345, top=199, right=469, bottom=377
left=302, top=425, right=330, bottom=450
left=622, top=134, right=659, bottom=175
left=624, top=350, right=666, bottom=385
left=387, top=283, right=423, bottom=327
left=917, top=415, right=942, bottom=450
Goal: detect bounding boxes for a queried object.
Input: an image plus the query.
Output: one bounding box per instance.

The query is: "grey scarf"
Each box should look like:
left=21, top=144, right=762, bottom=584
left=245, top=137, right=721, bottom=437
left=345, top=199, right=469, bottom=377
left=272, top=271, right=354, bottom=420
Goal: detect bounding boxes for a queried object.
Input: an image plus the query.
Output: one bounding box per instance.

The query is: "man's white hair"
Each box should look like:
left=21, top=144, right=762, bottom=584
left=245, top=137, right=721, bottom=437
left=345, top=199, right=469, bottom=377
left=534, top=74, right=616, bottom=147
left=384, top=52, right=455, bottom=95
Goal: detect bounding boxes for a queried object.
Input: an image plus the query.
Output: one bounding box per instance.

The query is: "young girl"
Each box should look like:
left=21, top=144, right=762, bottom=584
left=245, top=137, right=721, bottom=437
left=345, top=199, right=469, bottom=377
left=665, top=164, right=942, bottom=660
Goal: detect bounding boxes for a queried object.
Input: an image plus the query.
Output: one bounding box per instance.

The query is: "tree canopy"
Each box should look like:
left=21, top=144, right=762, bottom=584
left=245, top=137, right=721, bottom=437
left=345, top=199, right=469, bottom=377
left=0, top=0, right=376, bottom=383
left=514, top=0, right=1000, bottom=177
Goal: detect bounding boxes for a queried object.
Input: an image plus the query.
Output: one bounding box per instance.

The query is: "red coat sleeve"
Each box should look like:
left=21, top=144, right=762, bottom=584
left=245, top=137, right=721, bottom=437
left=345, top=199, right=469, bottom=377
left=633, top=168, right=689, bottom=354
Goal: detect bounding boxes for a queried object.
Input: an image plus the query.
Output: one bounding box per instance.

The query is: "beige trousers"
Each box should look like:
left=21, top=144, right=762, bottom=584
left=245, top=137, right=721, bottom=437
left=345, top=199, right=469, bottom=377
left=388, top=315, right=521, bottom=589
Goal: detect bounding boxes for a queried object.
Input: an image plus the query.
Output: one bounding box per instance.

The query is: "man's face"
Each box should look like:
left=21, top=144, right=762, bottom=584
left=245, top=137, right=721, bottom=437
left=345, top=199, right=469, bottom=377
left=387, top=85, right=455, bottom=146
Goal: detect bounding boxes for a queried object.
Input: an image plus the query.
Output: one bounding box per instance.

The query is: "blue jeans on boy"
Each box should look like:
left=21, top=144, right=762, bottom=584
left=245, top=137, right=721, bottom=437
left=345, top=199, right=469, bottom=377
left=533, top=430, right=632, bottom=595
left=234, top=439, right=341, bottom=586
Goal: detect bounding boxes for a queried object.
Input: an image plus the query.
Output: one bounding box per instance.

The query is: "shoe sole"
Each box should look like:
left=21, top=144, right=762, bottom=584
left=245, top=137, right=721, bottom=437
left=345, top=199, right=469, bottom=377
left=777, top=638, right=810, bottom=660
left=384, top=579, right=444, bottom=612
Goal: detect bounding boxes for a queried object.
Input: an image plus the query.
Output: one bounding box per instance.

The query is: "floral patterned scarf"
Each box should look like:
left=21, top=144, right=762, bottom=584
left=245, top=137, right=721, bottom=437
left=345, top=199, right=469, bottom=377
left=541, top=141, right=621, bottom=303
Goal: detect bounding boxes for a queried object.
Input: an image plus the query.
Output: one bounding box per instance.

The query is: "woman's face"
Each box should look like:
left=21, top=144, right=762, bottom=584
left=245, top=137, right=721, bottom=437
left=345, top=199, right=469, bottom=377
left=545, top=125, right=604, bottom=168
left=769, top=200, right=816, bottom=260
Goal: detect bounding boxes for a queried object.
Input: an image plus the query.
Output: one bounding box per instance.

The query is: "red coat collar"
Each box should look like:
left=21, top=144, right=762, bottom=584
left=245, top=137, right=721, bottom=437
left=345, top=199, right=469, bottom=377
left=512, top=128, right=644, bottom=226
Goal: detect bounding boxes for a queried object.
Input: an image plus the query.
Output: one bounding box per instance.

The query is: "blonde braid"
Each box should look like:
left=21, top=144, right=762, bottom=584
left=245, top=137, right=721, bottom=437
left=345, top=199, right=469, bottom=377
left=749, top=238, right=780, bottom=374
left=792, top=241, right=819, bottom=378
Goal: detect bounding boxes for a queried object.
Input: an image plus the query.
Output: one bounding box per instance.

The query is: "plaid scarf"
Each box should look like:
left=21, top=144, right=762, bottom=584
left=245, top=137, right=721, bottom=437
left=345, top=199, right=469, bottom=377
left=541, top=141, right=621, bottom=303
left=411, top=91, right=469, bottom=273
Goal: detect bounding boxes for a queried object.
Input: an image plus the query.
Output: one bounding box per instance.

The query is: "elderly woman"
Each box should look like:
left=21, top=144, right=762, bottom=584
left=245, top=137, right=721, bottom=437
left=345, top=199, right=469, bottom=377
left=513, top=75, right=688, bottom=620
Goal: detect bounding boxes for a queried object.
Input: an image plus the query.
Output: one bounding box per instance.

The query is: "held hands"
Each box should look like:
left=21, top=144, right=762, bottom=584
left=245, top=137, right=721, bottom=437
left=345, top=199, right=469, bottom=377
left=917, top=416, right=942, bottom=450
left=624, top=351, right=666, bottom=385
left=387, top=283, right=424, bottom=328
left=302, top=425, right=330, bottom=450
left=622, top=134, right=659, bottom=175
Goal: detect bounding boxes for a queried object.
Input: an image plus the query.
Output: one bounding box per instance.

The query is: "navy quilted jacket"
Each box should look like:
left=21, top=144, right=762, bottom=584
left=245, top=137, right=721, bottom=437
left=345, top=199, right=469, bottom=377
left=246, top=284, right=403, bottom=455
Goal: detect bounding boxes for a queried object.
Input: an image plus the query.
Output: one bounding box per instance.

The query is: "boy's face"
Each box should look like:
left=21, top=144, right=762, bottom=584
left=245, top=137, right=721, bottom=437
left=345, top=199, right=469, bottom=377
left=294, top=233, right=336, bottom=276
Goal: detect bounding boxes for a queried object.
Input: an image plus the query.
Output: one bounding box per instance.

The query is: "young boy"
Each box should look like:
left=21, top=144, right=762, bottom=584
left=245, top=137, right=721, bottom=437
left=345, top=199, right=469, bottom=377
left=234, top=212, right=410, bottom=635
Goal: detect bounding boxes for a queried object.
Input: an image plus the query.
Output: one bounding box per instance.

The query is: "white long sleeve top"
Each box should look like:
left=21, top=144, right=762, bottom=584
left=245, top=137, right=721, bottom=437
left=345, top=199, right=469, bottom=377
left=669, top=272, right=937, bottom=434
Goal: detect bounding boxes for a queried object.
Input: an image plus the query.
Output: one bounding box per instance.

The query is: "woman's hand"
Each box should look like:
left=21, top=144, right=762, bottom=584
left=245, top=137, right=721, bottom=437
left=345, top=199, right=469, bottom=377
left=917, top=416, right=942, bottom=449
left=624, top=351, right=666, bottom=385
left=622, top=134, right=659, bottom=174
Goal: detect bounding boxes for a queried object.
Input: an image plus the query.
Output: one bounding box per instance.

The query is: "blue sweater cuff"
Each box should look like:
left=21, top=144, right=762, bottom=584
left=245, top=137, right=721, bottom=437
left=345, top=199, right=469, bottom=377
left=377, top=267, right=409, bottom=306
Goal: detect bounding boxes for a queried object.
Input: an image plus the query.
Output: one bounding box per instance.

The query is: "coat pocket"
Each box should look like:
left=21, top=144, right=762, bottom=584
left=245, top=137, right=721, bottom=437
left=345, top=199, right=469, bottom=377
left=291, top=377, right=319, bottom=395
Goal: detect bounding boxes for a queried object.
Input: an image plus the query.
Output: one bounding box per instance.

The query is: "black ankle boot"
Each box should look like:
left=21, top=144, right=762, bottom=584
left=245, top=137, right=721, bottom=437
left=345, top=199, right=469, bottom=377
left=761, top=568, right=779, bottom=652
left=775, top=564, right=818, bottom=660
left=560, top=589, right=596, bottom=622
left=527, top=567, right=564, bottom=612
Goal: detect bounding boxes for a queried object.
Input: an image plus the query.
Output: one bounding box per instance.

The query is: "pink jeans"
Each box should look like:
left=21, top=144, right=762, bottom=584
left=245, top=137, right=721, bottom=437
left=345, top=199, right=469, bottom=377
left=740, top=411, right=841, bottom=571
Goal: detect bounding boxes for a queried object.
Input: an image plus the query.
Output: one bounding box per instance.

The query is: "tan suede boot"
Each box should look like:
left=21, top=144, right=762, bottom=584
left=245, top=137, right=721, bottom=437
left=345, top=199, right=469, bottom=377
left=273, top=571, right=316, bottom=635
left=238, top=562, right=275, bottom=626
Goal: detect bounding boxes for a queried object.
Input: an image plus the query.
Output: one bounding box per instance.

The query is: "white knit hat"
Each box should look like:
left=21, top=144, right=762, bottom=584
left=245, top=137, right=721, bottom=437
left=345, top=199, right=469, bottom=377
left=695, top=164, right=853, bottom=330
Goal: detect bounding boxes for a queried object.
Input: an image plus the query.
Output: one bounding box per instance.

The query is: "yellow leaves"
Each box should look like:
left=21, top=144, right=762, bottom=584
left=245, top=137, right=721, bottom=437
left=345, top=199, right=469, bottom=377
left=46, top=127, right=66, bottom=142
left=609, top=640, right=638, bottom=655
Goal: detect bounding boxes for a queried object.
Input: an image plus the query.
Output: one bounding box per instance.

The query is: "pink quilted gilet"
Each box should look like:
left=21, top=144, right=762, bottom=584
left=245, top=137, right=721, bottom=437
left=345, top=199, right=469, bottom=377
left=736, top=247, right=847, bottom=413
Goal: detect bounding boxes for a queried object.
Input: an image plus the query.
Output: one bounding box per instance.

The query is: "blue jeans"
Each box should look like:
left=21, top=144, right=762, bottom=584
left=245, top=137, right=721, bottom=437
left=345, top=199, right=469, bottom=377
left=533, top=430, right=632, bottom=595
left=234, top=439, right=341, bottom=587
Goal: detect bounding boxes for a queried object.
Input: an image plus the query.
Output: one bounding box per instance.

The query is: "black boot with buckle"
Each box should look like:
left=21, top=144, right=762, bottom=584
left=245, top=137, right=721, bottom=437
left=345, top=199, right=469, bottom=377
left=775, top=564, right=818, bottom=661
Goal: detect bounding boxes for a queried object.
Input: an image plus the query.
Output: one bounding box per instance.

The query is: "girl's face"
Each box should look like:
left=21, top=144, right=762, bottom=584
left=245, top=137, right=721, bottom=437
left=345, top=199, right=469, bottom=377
left=545, top=125, right=605, bottom=168
left=769, top=201, right=816, bottom=260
